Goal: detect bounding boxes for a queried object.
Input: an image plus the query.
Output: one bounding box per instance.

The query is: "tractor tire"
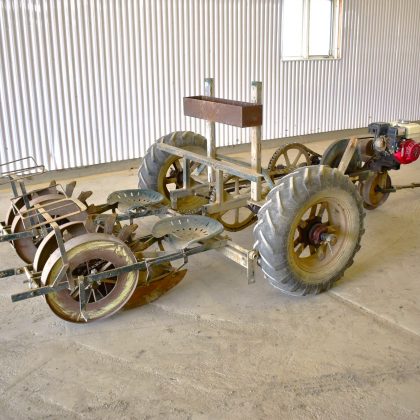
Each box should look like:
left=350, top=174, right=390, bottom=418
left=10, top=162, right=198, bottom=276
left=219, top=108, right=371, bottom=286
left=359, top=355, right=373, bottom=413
left=138, top=131, right=208, bottom=213
left=254, top=165, right=365, bottom=296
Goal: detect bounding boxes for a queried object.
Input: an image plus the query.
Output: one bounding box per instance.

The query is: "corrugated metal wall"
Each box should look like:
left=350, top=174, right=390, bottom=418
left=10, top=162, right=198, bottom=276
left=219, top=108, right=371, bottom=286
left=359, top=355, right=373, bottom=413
left=1, top=0, right=420, bottom=170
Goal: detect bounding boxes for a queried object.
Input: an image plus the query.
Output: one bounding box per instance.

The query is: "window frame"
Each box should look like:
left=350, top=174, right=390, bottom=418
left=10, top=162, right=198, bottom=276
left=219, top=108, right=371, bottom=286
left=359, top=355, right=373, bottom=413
left=281, top=0, right=343, bottom=61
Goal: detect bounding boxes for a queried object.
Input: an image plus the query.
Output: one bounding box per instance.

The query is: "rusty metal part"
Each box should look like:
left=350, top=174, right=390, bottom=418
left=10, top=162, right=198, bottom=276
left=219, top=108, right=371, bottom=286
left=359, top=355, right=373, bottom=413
left=77, top=190, right=93, bottom=205
left=308, top=223, right=330, bottom=246
left=64, top=181, right=76, bottom=197
left=356, top=137, right=375, bottom=161
left=359, top=171, right=392, bottom=209
left=292, top=200, right=341, bottom=264
left=5, top=183, right=65, bottom=227
left=42, top=233, right=139, bottom=323
left=11, top=194, right=87, bottom=264
left=184, top=96, right=263, bottom=128
left=123, top=269, right=187, bottom=309
left=33, top=221, right=88, bottom=272
left=268, top=143, right=314, bottom=180
left=118, top=224, right=139, bottom=243
left=85, top=214, right=123, bottom=237
left=122, top=248, right=186, bottom=309
left=209, top=175, right=257, bottom=232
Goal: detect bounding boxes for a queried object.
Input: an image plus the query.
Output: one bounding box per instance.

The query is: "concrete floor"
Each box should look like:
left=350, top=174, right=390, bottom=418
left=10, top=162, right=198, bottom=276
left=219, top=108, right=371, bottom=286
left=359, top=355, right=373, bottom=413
left=1, top=139, right=420, bottom=419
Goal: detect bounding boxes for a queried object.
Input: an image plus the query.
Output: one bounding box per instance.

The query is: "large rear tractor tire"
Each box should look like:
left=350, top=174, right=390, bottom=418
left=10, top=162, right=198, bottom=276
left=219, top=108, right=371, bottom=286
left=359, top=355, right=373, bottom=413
left=138, top=131, right=208, bottom=214
left=254, top=165, right=365, bottom=296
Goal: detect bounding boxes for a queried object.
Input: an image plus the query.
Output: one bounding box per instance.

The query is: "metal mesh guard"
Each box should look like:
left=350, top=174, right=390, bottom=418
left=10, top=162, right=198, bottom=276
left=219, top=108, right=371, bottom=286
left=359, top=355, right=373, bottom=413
left=107, top=189, right=164, bottom=213
left=152, top=215, right=224, bottom=249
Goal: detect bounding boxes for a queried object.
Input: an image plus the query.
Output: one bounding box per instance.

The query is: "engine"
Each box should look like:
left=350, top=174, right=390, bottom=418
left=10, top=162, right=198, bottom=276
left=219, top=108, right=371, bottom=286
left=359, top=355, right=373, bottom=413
left=366, top=122, right=420, bottom=170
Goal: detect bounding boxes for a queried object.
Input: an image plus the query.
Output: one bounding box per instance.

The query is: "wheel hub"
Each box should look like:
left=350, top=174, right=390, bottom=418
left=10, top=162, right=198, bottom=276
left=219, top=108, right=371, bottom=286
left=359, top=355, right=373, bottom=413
left=308, top=222, right=329, bottom=246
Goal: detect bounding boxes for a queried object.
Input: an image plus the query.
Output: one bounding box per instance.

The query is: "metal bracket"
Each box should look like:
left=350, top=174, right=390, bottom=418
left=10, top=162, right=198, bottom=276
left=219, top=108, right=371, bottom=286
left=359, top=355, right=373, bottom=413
left=11, top=282, right=69, bottom=302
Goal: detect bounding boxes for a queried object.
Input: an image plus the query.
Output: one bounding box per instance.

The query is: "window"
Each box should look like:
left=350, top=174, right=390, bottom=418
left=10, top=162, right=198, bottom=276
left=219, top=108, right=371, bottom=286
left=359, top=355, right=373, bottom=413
left=282, top=0, right=342, bottom=60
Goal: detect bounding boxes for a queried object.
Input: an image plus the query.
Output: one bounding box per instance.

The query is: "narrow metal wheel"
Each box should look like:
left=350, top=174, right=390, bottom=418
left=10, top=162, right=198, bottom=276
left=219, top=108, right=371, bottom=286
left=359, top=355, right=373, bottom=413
left=42, top=233, right=138, bottom=323
left=358, top=171, right=391, bottom=210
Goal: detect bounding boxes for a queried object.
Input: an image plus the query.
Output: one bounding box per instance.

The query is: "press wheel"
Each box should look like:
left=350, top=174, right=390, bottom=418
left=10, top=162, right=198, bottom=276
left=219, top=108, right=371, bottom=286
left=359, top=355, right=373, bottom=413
left=358, top=171, right=391, bottom=210
left=42, top=233, right=138, bottom=323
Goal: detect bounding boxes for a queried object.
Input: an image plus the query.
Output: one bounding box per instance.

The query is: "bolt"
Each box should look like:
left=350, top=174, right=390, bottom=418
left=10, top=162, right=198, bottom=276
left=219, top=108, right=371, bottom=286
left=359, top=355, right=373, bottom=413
left=320, top=233, right=337, bottom=246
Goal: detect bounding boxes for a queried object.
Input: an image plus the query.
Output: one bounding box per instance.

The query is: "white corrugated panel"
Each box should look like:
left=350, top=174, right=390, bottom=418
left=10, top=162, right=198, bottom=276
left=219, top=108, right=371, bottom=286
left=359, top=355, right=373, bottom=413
left=1, top=0, right=420, bottom=170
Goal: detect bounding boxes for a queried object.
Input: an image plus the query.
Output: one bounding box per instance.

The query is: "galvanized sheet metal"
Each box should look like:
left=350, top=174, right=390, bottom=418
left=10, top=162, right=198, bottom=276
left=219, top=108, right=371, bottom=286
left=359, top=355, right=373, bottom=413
left=1, top=0, right=420, bottom=170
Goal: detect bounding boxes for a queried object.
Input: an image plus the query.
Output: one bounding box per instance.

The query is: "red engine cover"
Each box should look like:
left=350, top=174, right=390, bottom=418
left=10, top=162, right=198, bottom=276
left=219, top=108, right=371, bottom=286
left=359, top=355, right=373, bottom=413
left=394, top=139, right=420, bottom=164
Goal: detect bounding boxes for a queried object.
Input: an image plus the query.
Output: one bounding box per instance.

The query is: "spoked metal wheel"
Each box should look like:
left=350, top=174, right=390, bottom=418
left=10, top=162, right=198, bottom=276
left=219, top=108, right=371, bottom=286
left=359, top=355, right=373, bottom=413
left=42, top=233, right=138, bottom=323
left=290, top=198, right=351, bottom=276
left=254, top=165, right=365, bottom=295
left=210, top=175, right=257, bottom=232
left=268, top=143, right=312, bottom=181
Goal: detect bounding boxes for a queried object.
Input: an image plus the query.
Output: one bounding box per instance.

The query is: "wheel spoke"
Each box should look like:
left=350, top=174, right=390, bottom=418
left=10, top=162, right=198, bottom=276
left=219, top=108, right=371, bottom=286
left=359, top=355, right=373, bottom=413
left=295, top=244, right=305, bottom=256
left=309, top=204, right=317, bottom=219
left=85, top=289, right=93, bottom=304
left=309, top=245, right=316, bottom=255
left=70, top=286, right=80, bottom=299
left=292, top=151, right=303, bottom=166
left=165, top=177, right=177, bottom=184
left=190, top=162, right=200, bottom=173
left=317, top=202, right=328, bottom=219
left=173, top=160, right=182, bottom=172
left=316, top=244, right=327, bottom=261
left=95, top=288, right=104, bottom=300
left=234, top=208, right=240, bottom=224
left=283, top=153, right=291, bottom=167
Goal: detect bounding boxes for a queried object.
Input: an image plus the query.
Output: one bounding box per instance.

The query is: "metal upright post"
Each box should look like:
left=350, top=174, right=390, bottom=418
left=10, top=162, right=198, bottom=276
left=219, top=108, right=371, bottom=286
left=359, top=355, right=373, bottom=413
left=250, top=81, right=262, bottom=202
left=204, top=78, right=216, bottom=183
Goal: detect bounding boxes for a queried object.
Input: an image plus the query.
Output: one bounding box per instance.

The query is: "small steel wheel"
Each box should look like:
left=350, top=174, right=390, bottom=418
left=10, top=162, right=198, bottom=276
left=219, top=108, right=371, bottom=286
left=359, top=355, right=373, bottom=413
left=254, top=165, right=365, bottom=295
left=268, top=143, right=312, bottom=181
left=41, top=233, right=138, bottom=323
left=358, top=171, right=391, bottom=210
left=209, top=175, right=257, bottom=231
